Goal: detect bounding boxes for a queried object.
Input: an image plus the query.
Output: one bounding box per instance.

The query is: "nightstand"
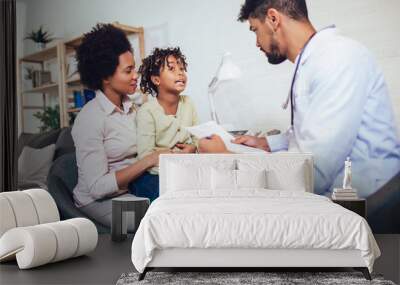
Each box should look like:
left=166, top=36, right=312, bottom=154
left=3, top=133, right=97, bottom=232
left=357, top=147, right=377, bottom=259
left=332, top=198, right=366, bottom=218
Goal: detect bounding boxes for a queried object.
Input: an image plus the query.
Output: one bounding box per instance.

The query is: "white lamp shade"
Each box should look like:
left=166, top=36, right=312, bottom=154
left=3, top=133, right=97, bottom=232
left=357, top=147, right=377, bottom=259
left=216, top=52, right=242, bottom=82
left=208, top=52, right=241, bottom=124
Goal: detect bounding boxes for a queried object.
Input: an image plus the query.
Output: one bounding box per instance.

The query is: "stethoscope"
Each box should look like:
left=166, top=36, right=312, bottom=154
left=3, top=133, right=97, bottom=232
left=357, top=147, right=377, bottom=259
left=282, top=25, right=336, bottom=128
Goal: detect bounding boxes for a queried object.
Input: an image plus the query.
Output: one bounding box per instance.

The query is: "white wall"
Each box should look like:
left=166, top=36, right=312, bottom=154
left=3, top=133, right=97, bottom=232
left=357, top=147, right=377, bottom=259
left=17, top=0, right=400, bottom=132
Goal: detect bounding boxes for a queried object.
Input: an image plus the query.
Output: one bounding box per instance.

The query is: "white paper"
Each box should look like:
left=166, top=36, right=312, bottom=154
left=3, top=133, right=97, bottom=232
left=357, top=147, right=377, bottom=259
left=186, top=121, right=266, bottom=153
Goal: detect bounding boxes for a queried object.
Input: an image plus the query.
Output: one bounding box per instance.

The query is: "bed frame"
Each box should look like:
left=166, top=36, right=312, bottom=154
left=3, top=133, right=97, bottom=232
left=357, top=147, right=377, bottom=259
left=138, top=154, right=372, bottom=280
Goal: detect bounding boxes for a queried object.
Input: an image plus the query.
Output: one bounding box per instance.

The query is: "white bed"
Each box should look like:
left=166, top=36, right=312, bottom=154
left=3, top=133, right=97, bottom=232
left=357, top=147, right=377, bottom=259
left=131, top=153, right=380, bottom=280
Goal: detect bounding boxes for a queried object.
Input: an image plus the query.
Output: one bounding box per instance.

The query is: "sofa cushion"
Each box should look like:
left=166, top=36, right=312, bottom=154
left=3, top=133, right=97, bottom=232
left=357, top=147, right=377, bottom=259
left=18, top=144, right=56, bottom=188
left=17, top=129, right=61, bottom=157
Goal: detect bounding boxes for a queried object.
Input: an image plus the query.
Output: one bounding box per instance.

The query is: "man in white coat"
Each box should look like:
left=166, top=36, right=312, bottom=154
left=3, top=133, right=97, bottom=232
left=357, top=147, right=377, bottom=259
left=199, top=0, right=400, bottom=202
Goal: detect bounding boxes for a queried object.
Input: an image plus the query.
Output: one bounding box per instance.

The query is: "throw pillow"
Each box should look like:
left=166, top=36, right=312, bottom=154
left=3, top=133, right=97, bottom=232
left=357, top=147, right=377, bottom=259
left=18, top=144, right=56, bottom=188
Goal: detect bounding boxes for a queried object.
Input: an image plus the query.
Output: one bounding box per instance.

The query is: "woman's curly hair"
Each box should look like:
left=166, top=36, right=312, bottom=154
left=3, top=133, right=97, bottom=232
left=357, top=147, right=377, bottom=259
left=76, top=23, right=132, bottom=91
left=139, top=47, right=187, bottom=96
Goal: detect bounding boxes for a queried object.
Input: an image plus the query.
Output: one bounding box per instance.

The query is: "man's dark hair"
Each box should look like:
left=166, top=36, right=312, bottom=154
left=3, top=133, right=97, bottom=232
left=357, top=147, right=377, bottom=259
left=139, top=47, right=187, bottom=96
left=238, top=0, right=309, bottom=22
left=76, top=23, right=132, bottom=90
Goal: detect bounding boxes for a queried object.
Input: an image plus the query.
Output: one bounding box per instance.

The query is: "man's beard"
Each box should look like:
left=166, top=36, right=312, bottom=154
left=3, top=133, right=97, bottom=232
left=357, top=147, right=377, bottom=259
left=265, top=40, right=287, bottom=65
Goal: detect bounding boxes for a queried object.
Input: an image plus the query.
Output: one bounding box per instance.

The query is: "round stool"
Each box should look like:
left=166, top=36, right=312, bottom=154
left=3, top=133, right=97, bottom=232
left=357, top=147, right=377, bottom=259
left=111, top=196, right=149, bottom=242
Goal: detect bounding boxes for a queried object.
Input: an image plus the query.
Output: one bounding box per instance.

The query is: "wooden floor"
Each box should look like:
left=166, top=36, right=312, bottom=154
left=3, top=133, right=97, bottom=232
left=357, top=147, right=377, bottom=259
left=0, top=234, right=398, bottom=285
left=0, top=234, right=134, bottom=285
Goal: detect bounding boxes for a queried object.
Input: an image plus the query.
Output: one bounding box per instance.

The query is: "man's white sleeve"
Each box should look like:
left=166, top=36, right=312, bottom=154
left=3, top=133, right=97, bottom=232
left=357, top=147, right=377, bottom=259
left=267, top=132, right=289, bottom=152
left=294, top=48, right=370, bottom=195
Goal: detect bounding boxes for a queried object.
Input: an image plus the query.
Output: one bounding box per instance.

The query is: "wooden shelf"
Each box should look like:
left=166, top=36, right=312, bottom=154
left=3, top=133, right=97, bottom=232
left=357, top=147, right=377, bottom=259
left=20, top=45, right=58, bottom=63
left=64, top=36, right=82, bottom=53
left=113, top=22, right=144, bottom=35
left=67, top=108, right=82, bottom=113
left=22, top=106, right=44, bottom=110
left=66, top=74, right=81, bottom=85
left=64, top=22, right=143, bottom=54
left=23, top=83, right=59, bottom=94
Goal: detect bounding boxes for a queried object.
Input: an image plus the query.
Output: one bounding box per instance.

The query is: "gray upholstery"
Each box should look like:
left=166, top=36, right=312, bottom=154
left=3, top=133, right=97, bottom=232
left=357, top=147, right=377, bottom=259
left=17, top=129, right=62, bottom=157
left=47, top=153, right=109, bottom=233
left=54, top=128, right=75, bottom=160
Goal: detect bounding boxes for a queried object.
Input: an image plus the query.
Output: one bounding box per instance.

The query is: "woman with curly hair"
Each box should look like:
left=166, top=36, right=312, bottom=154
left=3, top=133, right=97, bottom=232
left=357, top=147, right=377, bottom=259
left=136, top=47, right=198, bottom=175
left=72, top=23, right=169, bottom=229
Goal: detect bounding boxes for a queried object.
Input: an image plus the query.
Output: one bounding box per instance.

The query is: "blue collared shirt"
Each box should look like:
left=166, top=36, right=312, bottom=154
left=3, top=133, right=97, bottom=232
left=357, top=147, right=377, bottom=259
left=268, top=27, right=400, bottom=198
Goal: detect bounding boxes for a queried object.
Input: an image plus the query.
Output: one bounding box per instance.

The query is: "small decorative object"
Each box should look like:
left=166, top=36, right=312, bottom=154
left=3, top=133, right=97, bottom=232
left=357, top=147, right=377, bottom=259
left=33, top=105, right=60, bottom=133
left=24, top=25, right=54, bottom=50
left=32, top=70, right=52, bottom=87
left=24, top=67, right=35, bottom=81
left=73, top=91, right=85, bottom=108
left=343, top=157, right=352, bottom=189
left=332, top=157, right=358, bottom=200
left=24, top=66, right=36, bottom=88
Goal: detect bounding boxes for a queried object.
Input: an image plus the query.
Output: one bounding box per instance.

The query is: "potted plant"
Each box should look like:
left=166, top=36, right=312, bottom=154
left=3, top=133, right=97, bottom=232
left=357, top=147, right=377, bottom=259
left=33, top=105, right=60, bottom=132
left=24, top=66, right=36, bottom=88
left=24, top=26, right=54, bottom=50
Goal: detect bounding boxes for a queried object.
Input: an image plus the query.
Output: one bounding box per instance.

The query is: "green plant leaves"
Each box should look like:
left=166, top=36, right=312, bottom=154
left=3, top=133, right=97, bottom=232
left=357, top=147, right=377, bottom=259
left=33, top=105, right=60, bottom=132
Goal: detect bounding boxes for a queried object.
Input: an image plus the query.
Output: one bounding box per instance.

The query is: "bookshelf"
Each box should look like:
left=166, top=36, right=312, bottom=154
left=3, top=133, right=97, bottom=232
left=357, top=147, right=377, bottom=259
left=18, top=22, right=145, bottom=132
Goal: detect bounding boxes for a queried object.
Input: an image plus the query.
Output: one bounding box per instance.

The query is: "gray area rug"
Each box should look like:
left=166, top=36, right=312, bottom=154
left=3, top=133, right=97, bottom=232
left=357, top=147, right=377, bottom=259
left=116, top=271, right=396, bottom=285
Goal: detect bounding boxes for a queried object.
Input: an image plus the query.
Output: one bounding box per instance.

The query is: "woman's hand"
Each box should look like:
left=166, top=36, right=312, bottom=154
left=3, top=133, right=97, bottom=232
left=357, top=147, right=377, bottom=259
left=144, top=149, right=172, bottom=167
left=175, top=143, right=197, bottom=153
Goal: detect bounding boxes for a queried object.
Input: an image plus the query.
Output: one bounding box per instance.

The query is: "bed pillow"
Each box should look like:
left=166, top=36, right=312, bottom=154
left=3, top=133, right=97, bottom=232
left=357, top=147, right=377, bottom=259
left=236, top=169, right=268, bottom=189
left=211, top=168, right=236, bottom=190
left=238, top=159, right=308, bottom=191
left=167, top=162, right=212, bottom=192
left=266, top=162, right=307, bottom=191
left=211, top=169, right=268, bottom=190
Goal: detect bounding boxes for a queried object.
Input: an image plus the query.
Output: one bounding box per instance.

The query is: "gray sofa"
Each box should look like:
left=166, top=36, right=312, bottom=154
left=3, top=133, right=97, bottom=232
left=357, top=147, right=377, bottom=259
left=18, top=128, right=109, bottom=233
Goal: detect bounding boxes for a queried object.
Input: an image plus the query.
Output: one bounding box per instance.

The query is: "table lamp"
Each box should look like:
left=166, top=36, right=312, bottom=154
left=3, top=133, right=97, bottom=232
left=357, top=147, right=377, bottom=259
left=208, top=52, right=241, bottom=124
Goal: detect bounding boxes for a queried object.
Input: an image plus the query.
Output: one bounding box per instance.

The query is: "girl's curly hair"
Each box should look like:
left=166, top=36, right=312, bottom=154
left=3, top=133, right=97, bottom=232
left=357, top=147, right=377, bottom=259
left=139, top=47, right=187, bottom=96
left=76, top=23, right=132, bottom=91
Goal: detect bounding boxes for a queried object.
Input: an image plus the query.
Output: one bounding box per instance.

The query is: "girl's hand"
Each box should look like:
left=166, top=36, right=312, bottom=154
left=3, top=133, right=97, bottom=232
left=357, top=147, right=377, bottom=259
left=175, top=143, right=197, bottom=153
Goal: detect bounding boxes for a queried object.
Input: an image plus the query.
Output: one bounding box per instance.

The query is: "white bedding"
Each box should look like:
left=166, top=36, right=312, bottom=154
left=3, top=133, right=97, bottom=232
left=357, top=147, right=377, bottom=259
left=131, top=190, right=380, bottom=273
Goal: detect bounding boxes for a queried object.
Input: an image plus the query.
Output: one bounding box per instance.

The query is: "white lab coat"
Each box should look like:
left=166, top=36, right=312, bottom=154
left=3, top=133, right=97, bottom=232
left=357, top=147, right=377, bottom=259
left=267, top=27, right=400, bottom=198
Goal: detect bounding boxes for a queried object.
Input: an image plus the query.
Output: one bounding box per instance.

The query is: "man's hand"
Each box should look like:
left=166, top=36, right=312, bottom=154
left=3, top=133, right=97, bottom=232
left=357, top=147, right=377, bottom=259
left=232, top=135, right=270, bottom=151
left=175, top=143, right=197, bottom=153
left=198, top=135, right=229, bottom=153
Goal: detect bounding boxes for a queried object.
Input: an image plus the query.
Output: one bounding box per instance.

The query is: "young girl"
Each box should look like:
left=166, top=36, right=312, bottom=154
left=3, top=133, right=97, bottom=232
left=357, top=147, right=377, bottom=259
left=137, top=47, right=198, bottom=174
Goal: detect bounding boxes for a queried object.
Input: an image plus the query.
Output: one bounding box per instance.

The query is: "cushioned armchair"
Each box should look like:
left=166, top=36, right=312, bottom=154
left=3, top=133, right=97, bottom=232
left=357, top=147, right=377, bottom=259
left=47, top=153, right=109, bottom=233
